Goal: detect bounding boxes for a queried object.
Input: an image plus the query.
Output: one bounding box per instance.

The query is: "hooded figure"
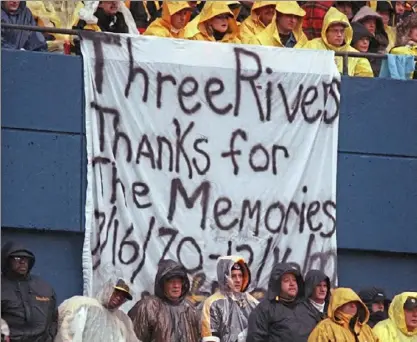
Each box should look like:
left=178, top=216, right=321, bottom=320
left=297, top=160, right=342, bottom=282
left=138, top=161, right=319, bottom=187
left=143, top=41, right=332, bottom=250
left=1, top=1, right=47, bottom=51
left=247, top=263, right=313, bottom=342
left=308, top=287, right=379, bottom=342
left=128, top=260, right=200, bottom=342
left=352, top=6, right=390, bottom=53
left=248, top=1, right=308, bottom=48
left=300, top=270, right=331, bottom=331
left=240, top=1, right=277, bottom=43
left=391, top=13, right=417, bottom=79
left=351, top=21, right=373, bottom=52
left=358, top=287, right=390, bottom=328
left=376, top=0, right=397, bottom=50
left=1, top=242, right=57, bottom=342
left=55, top=278, right=138, bottom=342
left=303, top=7, right=374, bottom=77
left=144, top=1, right=192, bottom=38
left=185, top=1, right=241, bottom=43
left=374, top=292, right=417, bottom=341
left=201, top=256, right=259, bottom=342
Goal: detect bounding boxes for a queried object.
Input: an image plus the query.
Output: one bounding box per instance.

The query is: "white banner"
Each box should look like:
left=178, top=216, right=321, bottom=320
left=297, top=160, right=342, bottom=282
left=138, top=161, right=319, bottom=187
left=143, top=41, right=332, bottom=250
left=81, top=33, right=341, bottom=311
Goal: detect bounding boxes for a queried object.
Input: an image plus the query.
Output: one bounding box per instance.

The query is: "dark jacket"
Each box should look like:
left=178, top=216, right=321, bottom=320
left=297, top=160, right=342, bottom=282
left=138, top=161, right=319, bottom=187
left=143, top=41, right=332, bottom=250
left=298, top=270, right=331, bottom=337
left=247, top=263, right=312, bottom=342
left=358, top=287, right=390, bottom=328
left=128, top=260, right=200, bottom=342
left=1, top=242, right=57, bottom=342
left=1, top=1, right=47, bottom=51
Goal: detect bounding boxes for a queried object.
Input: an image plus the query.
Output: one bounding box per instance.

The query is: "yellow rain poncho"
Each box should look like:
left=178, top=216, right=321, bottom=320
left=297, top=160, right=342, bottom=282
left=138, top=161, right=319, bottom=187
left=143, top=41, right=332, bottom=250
left=201, top=256, right=259, bottom=342
left=144, top=1, right=192, bottom=38
left=303, top=7, right=374, bottom=77
left=55, top=279, right=139, bottom=342
left=185, top=1, right=241, bottom=43
left=240, top=1, right=277, bottom=44
left=248, top=1, right=308, bottom=48
left=308, top=287, right=379, bottom=342
left=373, top=292, right=417, bottom=341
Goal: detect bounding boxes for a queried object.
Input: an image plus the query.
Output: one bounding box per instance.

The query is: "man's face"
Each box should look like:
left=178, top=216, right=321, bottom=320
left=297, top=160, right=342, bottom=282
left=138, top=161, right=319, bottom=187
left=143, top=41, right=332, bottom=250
left=276, top=13, right=299, bottom=34
left=404, top=308, right=417, bottom=331
left=9, top=256, right=29, bottom=276
left=395, top=1, right=405, bottom=15
left=362, top=18, right=376, bottom=35
left=171, top=9, right=190, bottom=30
left=280, top=273, right=298, bottom=298
left=312, top=280, right=328, bottom=303
left=107, top=290, right=127, bottom=310
left=164, top=277, right=183, bottom=300
left=339, top=301, right=358, bottom=316
left=378, top=11, right=390, bottom=26
left=371, top=301, right=385, bottom=313
left=4, top=1, right=20, bottom=13
left=99, top=1, right=120, bottom=15
left=326, top=24, right=346, bottom=46
left=257, top=5, right=276, bottom=27
left=231, top=269, right=243, bottom=292
left=336, top=3, right=353, bottom=20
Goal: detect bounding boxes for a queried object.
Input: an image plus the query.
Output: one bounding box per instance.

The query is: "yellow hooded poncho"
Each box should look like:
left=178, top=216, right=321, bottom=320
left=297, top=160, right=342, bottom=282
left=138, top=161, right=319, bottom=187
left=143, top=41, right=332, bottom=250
left=247, top=1, right=308, bottom=48
left=185, top=1, right=241, bottom=43
left=373, top=292, right=417, bottom=341
left=308, top=288, right=379, bottom=342
left=303, top=7, right=374, bottom=77
left=144, top=1, right=192, bottom=38
left=239, top=1, right=277, bottom=43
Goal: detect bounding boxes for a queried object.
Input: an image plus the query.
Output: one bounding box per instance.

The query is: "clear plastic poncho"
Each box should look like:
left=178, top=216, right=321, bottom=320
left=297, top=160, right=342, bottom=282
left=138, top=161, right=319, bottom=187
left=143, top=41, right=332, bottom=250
left=54, top=279, right=140, bottom=342
left=201, top=256, right=259, bottom=342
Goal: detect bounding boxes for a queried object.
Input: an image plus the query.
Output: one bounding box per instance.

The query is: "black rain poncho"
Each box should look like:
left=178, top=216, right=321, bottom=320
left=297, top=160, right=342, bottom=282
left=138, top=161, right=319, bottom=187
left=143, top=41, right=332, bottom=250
left=128, top=260, right=200, bottom=342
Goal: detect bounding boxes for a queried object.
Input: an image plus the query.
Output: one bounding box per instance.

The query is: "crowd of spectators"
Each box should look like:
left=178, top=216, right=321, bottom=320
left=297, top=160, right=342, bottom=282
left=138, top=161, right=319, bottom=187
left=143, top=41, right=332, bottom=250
left=2, top=1, right=417, bottom=78
left=1, top=243, right=417, bottom=342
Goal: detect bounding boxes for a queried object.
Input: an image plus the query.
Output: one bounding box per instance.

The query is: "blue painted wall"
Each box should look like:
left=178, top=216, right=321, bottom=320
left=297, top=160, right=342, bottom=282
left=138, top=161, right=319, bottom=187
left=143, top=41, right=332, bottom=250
left=2, top=49, right=417, bottom=304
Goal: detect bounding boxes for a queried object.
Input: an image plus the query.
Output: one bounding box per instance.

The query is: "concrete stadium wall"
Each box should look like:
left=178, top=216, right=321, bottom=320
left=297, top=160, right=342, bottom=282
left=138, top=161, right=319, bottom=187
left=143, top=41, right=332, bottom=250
left=2, top=49, right=417, bottom=304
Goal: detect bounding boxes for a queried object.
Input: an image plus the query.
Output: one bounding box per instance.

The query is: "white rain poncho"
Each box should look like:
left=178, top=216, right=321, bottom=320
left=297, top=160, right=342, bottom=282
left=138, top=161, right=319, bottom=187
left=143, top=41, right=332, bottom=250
left=201, top=256, right=259, bottom=342
left=54, top=279, right=140, bottom=342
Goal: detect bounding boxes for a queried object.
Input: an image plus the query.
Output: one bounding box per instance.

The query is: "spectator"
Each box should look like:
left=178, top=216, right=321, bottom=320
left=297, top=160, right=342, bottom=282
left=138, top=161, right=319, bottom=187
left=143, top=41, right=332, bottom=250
left=1, top=241, right=57, bottom=342
left=303, top=7, right=374, bottom=77
left=352, top=6, right=390, bottom=53
left=334, top=1, right=354, bottom=21
left=390, top=13, right=417, bottom=78
left=301, top=1, right=334, bottom=40
left=237, top=1, right=254, bottom=23
left=143, top=1, right=192, bottom=38
left=393, top=1, right=410, bottom=24
left=201, top=256, right=259, bottom=342
left=55, top=278, right=138, bottom=342
left=240, top=1, right=277, bottom=44
left=246, top=263, right=311, bottom=342
left=128, top=259, right=200, bottom=342
left=376, top=0, right=397, bottom=51
left=308, top=287, right=379, bottom=342
left=358, top=287, right=390, bottom=328
left=185, top=1, right=241, bottom=43
left=74, top=1, right=136, bottom=34
left=300, top=270, right=331, bottom=331
left=373, top=292, right=417, bottom=341
left=1, top=1, right=47, bottom=51
left=248, top=1, right=308, bottom=48
left=351, top=22, right=373, bottom=52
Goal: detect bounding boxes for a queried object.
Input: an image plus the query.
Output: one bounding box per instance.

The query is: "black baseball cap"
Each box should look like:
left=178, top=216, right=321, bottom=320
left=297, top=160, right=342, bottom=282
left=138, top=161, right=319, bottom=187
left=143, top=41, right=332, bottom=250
left=404, top=297, right=417, bottom=311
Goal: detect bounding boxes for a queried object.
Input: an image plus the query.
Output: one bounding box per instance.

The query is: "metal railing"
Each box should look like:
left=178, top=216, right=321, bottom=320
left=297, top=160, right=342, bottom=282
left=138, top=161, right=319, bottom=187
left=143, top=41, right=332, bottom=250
left=2, top=23, right=416, bottom=76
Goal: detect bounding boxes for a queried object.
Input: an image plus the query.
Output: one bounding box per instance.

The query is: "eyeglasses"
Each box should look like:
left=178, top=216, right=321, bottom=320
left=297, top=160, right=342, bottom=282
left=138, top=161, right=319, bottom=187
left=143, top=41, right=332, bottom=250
left=11, top=256, right=29, bottom=263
